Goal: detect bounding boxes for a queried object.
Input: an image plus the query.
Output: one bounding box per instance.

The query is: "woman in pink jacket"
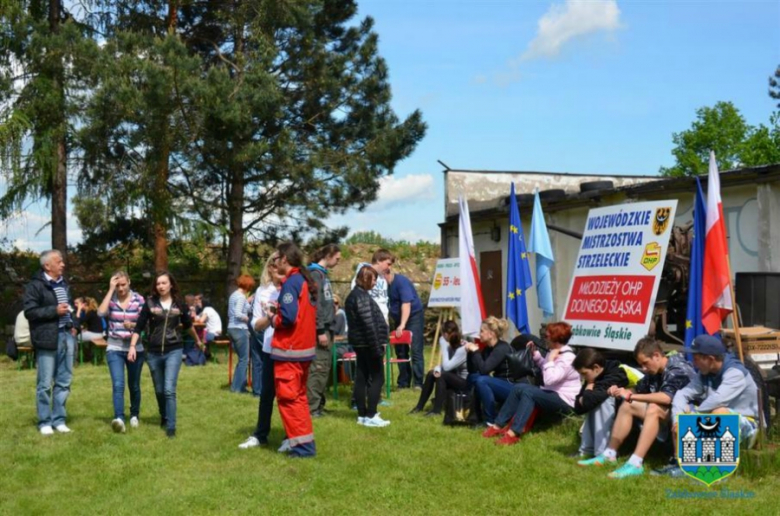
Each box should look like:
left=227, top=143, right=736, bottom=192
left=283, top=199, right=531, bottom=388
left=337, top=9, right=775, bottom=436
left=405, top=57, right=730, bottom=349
left=482, top=322, right=580, bottom=446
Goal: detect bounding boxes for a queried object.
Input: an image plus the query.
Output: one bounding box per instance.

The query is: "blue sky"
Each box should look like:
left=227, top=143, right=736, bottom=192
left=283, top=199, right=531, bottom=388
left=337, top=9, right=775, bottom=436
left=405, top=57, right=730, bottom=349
left=4, top=0, right=779, bottom=249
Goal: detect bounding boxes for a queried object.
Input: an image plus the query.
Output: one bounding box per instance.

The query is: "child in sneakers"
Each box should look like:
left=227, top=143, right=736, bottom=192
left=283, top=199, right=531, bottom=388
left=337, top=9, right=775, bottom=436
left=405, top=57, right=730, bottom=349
left=572, top=348, right=629, bottom=458
left=578, top=337, right=695, bottom=479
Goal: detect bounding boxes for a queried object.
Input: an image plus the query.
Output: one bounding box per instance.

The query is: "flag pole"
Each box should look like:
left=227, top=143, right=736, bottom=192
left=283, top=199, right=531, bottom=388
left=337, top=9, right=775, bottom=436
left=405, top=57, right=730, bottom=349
left=725, top=256, right=744, bottom=363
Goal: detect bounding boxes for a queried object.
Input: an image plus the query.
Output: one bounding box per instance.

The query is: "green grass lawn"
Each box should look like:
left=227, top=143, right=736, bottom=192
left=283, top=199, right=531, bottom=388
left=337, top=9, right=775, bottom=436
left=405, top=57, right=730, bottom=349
left=2, top=357, right=779, bottom=515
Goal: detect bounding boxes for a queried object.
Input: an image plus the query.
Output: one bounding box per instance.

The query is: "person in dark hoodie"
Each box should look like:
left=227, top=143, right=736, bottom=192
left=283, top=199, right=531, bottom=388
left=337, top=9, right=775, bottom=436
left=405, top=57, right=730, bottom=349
left=571, top=348, right=629, bottom=458
left=23, top=250, right=76, bottom=435
left=579, top=336, right=695, bottom=479
left=305, top=244, right=341, bottom=417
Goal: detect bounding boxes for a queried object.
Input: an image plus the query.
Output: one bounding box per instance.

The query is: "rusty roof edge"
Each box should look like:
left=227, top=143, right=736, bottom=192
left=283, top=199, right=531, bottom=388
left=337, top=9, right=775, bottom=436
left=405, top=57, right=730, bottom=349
left=440, top=163, right=780, bottom=227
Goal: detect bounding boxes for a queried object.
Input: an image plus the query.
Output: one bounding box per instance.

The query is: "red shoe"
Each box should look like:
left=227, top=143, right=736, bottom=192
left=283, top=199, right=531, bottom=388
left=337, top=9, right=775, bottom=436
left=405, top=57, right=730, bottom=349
left=482, top=425, right=507, bottom=438
left=495, top=433, right=520, bottom=446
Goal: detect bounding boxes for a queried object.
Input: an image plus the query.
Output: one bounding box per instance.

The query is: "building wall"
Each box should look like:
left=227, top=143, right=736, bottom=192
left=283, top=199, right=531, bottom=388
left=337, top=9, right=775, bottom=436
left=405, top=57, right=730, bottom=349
left=445, top=180, right=776, bottom=337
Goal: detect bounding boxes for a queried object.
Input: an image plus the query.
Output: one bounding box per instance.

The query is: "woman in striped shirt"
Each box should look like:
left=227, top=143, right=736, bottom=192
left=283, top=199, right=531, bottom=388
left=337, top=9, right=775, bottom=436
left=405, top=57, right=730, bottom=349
left=227, top=274, right=256, bottom=394
left=97, top=271, right=146, bottom=434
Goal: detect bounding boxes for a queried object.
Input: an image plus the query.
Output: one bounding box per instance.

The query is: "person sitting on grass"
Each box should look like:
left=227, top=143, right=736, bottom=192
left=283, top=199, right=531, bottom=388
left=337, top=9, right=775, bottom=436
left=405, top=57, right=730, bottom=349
left=409, top=320, right=468, bottom=417
left=578, top=336, right=695, bottom=479
left=663, top=335, right=760, bottom=477
left=571, top=348, right=629, bottom=458
left=482, top=322, right=579, bottom=446
left=465, top=316, right=514, bottom=426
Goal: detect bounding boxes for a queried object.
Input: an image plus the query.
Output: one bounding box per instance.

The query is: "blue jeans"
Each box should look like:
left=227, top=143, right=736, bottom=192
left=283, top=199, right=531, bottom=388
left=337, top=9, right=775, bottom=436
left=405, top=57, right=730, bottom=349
left=146, top=349, right=183, bottom=431
left=468, top=373, right=515, bottom=424
left=106, top=350, right=145, bottom=420
left=495, top=383, right=573, bottom=434
left=396, top=310, right=425, bottom=388
left=249, top=328, right=264, bottom=397
left=228, top=328, right=249, bottom=393
left=253, top=350, right=276, bottom=443
left=36, top=331, right=75, bottom=428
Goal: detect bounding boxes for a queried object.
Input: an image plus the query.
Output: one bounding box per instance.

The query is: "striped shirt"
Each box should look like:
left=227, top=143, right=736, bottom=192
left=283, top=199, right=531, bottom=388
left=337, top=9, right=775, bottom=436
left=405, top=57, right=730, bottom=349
left=45, top=273, right=72, bottom=328
left=227, top=289, right=250, bottom=329
left=100, top=291, right=145, bottom=342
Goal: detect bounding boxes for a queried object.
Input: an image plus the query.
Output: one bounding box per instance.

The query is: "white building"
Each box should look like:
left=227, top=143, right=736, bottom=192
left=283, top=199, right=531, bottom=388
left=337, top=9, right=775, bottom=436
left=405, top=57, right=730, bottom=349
left=439, top=164, right=780, bottom=343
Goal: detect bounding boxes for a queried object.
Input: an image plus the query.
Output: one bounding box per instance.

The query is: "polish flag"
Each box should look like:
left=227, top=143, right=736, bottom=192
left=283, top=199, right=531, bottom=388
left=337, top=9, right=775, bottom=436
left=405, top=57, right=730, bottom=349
left=701, top=151, right=733, bottom=334
left=458, top=195, right=487, bottom=336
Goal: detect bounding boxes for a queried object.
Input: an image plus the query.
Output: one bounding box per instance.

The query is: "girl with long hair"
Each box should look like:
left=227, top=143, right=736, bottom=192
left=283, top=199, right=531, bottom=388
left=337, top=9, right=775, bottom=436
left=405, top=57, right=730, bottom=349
left=130, top=271, right=202, bottom=438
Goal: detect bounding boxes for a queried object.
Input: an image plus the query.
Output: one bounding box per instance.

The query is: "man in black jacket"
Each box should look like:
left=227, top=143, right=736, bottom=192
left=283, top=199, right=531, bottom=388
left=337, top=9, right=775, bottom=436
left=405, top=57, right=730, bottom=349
left=23, top=250, right=76, bottom=435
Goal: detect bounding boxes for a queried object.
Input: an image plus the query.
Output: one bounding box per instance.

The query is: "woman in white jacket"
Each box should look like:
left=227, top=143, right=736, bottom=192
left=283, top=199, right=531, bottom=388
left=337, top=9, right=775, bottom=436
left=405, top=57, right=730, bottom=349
left=409, top=320, right=468, bottom=416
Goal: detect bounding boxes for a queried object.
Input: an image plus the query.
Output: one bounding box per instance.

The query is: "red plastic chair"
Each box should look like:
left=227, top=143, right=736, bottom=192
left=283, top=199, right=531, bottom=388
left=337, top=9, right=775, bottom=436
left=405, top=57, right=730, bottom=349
left=385, top=330, right=413, bottom=399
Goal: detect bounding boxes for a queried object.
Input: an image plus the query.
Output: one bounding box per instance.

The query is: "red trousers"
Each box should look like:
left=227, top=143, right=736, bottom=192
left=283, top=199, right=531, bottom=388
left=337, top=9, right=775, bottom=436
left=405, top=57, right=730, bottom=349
left=274, top=360, right=315, bottom=453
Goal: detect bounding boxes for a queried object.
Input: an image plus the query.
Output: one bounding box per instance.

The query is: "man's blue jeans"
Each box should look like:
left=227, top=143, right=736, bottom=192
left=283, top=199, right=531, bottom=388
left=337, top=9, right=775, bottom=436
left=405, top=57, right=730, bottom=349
left=468, top=373, right=515, bottom=424
left=36, top=331, right=75, bottom=428
left=106, top=350, right=145, bottom=421
left=146, top=349, right=183, bottom=431
left=395, top=310, right=425, bottom=388
left=228, top=328, right=250, bottom=393
left=249, top=328, right=264, bottom=397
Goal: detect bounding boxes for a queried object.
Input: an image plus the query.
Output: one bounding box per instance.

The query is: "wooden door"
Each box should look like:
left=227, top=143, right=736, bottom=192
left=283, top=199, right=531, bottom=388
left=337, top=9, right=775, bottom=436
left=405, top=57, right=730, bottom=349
left=479, top=250, right=503, bottom=318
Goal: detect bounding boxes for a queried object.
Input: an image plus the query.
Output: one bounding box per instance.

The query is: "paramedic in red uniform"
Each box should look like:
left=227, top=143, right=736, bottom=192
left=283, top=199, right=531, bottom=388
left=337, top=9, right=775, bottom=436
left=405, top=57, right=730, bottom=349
left=270, top=242, right=318, bottom=458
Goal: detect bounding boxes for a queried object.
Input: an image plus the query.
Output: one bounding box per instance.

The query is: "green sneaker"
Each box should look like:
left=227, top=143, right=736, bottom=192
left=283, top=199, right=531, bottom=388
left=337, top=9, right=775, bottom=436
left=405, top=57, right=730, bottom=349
left=608, top=463, right=645, bottom=479
left=578, top=454, right=616, bottom=467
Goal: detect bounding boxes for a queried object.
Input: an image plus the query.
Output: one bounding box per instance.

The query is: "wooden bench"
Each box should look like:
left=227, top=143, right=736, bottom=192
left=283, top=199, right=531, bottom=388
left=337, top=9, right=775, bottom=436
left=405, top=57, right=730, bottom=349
left=210, top=337, right=232, bottom=384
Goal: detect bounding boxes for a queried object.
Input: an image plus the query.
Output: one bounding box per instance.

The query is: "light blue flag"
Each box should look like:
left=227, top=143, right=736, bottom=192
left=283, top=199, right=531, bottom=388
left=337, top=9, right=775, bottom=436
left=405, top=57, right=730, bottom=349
left=529, top=190, right=555, bottom=318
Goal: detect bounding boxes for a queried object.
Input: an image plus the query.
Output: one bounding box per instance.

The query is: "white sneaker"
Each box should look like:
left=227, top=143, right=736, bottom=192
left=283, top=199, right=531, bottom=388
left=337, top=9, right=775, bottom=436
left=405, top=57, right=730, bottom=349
left=130, top=416, right=139, bottom=429
left=54, top=424, right=71, bottom=433
left=277, top=439, right=291, bottom=453
left=357, top=417, right=366, bottom=425
left=111, top=418, right=126, bottom=434
left=40, top=425, right=54, bottom=436
left=239, top=436, right=261, bottom=449
left=363, top=414, right=391, bottom=428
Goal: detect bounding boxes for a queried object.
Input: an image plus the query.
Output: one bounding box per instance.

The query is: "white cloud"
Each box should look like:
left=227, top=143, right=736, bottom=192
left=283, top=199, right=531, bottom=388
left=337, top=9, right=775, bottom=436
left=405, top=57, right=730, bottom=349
left=369, top=174, right=435, bottom=210
left=522, top=0, right=622, bottom=61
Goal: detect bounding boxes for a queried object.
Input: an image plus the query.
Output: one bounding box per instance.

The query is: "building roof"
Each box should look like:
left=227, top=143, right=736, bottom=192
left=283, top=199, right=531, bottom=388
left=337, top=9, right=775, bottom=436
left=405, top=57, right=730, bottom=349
left=440, top=163, right=780, bottom=226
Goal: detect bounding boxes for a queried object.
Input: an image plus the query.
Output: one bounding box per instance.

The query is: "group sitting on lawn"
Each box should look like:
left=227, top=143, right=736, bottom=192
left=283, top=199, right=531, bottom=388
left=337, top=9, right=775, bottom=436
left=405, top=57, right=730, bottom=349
left=409, top=318, right=761, bottom=479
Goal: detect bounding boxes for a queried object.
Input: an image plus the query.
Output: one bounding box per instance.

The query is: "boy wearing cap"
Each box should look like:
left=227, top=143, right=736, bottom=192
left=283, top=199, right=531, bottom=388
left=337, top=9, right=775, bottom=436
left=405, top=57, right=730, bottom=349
left=669, top=335, right=760, bottom=459
left=578, top=337, right=695, bottom=479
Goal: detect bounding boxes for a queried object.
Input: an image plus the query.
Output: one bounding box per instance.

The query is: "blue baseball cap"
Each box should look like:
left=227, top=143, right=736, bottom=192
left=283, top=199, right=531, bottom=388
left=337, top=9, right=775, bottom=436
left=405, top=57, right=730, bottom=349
left=690, top=335, right=727, bottom=355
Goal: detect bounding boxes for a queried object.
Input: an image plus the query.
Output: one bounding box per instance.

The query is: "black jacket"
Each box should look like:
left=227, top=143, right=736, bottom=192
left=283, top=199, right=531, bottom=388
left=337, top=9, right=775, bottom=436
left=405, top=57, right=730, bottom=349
left=345, top=286, right=387, bottom=356
left=133, top=297, right=193, bottom=353
left=468, top=341, right=513, bottom=381
left=573, top=360, right=629, bottom=415
left=23, top=270, right=74, bottom=351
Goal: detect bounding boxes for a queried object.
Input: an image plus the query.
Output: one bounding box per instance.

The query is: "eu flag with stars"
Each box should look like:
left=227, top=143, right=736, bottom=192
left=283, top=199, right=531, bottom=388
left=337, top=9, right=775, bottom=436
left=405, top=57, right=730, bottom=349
left=685, top=177, right=707, bottom=357
left=507, top=182, right=533, bottom=334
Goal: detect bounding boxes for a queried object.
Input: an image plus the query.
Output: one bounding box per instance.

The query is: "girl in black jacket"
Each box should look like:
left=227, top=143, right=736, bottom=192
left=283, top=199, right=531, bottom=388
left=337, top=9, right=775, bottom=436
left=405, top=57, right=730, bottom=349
left=346, top=265, right=389, bottom=428
left=130, top=271, right=202, bottom=438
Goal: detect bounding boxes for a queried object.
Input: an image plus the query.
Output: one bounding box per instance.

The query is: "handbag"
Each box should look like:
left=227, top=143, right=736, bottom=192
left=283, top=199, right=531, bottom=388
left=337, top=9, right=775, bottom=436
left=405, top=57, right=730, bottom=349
left=507, top=334, right=547, bottom=382
left=6, top=337, right=18, bottom=361
left=443, top=391, right=472, bottom=425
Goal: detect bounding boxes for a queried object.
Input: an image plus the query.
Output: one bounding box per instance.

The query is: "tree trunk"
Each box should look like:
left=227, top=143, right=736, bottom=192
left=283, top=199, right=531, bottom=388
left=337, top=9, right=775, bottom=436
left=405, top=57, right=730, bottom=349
left=152, top=147, right=170, bottom=272
left=150, top=0, right=178, bottom=272
left=49, top=0, right=67, bottom=256
left=225, top=168, right=244, bottom=294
